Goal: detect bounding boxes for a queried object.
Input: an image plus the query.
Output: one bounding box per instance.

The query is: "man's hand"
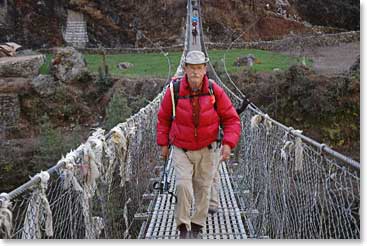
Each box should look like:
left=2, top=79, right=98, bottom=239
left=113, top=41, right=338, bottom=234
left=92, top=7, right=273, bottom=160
left=220, top=144, right=231, bottom=161
left=161, top=146, right=169, bottom=160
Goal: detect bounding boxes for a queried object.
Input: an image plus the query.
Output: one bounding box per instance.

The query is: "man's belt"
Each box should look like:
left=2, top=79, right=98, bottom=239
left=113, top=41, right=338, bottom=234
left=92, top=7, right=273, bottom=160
left=182, top=143, right=213, bottom=153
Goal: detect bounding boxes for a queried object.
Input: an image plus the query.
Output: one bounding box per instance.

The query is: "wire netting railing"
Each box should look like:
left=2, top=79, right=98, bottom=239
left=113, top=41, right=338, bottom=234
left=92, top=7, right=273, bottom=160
left=229, top=109, right=360, bottom=239
left=0, top=91, right=165, bottom=239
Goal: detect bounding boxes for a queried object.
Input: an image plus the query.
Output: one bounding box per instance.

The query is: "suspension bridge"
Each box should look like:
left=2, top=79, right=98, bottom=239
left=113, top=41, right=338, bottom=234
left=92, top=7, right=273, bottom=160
left=0, top=0, right=360, bottom=239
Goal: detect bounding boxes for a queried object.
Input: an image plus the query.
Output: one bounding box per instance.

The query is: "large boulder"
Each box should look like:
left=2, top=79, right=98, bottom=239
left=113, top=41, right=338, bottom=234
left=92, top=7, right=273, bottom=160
left=51, top=47, right=89, bottom=83
left=117, top=62, right=134, bottom=70
left=234, top=54, right=256, bottom=67
left=31, top=75, right=60, bottom=97
left=0, top=55, right=45, bottom=77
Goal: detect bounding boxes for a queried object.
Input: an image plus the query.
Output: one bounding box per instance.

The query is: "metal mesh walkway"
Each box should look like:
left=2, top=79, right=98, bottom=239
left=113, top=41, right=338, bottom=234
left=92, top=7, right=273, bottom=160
left=144, top=162, right=247, bottom=239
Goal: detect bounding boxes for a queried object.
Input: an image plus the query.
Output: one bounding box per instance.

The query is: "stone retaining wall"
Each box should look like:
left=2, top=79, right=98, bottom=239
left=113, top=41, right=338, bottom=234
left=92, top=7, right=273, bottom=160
left=0, top=0, right=8, bottom=24
left=205, top=31, right=360, bottom=51
left=38, top=31, right=359, bottom=55
left=63, top=10, right=88, bottom=49
left=0, top=93, right=20, bottom=130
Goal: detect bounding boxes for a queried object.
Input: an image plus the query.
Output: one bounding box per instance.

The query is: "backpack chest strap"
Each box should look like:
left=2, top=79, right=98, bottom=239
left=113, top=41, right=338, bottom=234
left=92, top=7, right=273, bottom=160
left=177, top=93, right=211, bottom=99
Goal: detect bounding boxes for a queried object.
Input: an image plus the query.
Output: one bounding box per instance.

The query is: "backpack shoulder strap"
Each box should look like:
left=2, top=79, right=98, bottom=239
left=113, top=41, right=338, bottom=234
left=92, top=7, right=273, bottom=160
left=208, top=79, right=217, bottom=110
left=173, top=78, right=181, bottom=108
left=170, top=77, right=181, bottom=120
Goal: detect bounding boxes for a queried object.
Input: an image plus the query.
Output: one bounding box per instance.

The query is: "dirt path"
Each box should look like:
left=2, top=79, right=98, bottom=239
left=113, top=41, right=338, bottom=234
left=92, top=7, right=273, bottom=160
left=300, top=42, right=359, bottom=75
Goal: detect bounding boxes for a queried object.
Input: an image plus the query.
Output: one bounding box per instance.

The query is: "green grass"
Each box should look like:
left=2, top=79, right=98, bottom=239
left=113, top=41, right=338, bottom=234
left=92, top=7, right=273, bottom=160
left=208, top=48, right=310, bottom=73
left=39, top=53, right=53, bottom=75
left=86, top=52, right=182, bottom=78
left=39, top=48, right=309, bottom=78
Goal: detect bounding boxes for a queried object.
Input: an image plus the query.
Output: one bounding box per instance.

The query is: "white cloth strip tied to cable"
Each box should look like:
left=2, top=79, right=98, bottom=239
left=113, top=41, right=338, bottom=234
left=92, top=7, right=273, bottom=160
left=123, top=198, right=132, bottom=239
left=263, top=114, right=273, bottom=134
left=60, top=146, right=84, bottom=192
left=281, top=129, right=304, bottom=172
left=293, top=131, right=304, bottom=172
left=62, top=150, right=95, bottom=239
left=250, top=114, right=263, bottom=129
left=57, top=128, right=106, bottom=239
left=91, top=216, right=105, bottom=239
left=107, top=123, right=131, bottom=189
left=0, top=193, right=12, bottom=239
left=281, top=141, right=294, bottom=164
left=22, top=171, right=53, bottom=239
left=105, top=123, right=126, bottom=193
left=135, top=111, right=146, bottom=146
left=76, top=128, right=106, bottom=239
left=82, top=128, right=105, bottom=199
left=124, top=124, right=136, bottom=184
left=81, top=188, right=94, bottom=239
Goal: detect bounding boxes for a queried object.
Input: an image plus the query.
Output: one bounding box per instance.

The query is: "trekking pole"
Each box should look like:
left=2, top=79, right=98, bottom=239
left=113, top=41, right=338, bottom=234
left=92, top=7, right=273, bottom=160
left=153, top=157, right=167, bottom=192
left=153, top=149, right=177, bottom=203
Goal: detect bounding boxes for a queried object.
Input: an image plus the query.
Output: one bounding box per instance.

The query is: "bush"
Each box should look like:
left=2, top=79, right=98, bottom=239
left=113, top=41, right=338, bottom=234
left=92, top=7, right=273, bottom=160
left=38, top=114, right=65, bottom=160
left=96, top=52, right=113, bottom=93
left=129, top=96, right=150, bottom=114
left=105, top=90, right=132, bottom=130
left=37, top=114, right=85, bottom=164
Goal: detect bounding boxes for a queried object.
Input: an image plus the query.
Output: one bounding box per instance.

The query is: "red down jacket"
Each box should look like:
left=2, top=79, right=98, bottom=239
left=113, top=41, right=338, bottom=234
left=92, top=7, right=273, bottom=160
left=157, top=75, right=241, bottom=150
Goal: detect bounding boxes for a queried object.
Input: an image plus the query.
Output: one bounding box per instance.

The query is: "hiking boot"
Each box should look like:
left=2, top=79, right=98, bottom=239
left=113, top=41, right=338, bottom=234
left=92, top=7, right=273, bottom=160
left=190, top=223, right=203, bottom=239
left=178, top=224, right=189, bottom=239
left=208, top=207, right=218, bottom=215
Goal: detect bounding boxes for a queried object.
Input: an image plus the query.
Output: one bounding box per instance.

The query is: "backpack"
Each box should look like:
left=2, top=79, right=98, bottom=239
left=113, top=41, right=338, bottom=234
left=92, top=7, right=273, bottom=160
left=169, top=77, right=216, bottom=120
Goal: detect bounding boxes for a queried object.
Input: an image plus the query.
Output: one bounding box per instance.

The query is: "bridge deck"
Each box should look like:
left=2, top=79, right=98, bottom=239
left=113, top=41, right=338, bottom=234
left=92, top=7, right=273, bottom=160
left=144, top=162, right=247, bottom=239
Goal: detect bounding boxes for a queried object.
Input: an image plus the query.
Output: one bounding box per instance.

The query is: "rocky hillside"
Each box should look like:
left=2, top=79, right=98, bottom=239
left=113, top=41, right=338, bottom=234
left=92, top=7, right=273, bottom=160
left=293, top=0, right=359, bottom=31
left=0, top=0, right=359, bottom=48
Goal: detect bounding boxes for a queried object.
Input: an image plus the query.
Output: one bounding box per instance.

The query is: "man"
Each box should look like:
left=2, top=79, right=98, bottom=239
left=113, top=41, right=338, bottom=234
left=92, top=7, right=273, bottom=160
left=192, top=16, right=198, bottom=28
left=157, top=50, right=241, bottom=239
left=192, top=27, right=198, bottom=45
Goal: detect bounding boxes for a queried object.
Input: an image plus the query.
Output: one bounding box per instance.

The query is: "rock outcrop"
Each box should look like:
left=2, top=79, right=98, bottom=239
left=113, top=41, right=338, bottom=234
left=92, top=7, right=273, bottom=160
left=31, top=75, right=60, bottom=97
left=0, top=55, right=45, bottom=77
left=51, top=47, right=89, bottom=83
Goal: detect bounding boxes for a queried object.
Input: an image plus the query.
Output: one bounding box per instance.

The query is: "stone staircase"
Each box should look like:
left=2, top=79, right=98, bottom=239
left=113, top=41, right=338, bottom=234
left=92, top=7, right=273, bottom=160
left=63, top=20, right=89, bottom=48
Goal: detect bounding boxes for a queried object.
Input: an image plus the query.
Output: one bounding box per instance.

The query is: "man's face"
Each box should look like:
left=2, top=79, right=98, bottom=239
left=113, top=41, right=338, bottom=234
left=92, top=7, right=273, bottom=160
left=184, top=63, right=207, bottom=90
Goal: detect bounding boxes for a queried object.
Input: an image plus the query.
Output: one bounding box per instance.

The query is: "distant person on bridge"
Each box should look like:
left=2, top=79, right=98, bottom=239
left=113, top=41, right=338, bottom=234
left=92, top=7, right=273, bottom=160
left=192, top=16, right=198, bottom=27
left=192, top=26, right=198, bottom=45
left=157, top=50, right=241, bottom=239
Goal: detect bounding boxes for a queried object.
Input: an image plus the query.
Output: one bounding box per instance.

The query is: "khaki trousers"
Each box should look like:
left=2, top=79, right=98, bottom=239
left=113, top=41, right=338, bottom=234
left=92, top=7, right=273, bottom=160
left=173, top=142, right=220, bottom=230
left=209, top=166, right=220, bottom=209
